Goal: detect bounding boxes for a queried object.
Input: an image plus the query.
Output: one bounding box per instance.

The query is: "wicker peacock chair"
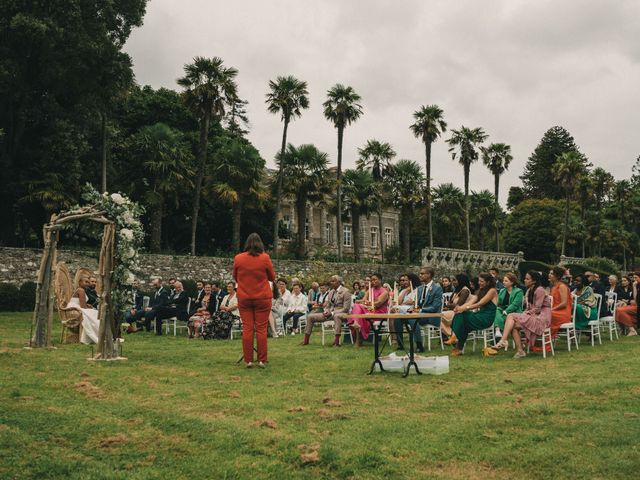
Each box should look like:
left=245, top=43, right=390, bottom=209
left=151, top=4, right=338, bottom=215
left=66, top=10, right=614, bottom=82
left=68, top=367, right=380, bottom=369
left=55, top=262, right=83, bottom=343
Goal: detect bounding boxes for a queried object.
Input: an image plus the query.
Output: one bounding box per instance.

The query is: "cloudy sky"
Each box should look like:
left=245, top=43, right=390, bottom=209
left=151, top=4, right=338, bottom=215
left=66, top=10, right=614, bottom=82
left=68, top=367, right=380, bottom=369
left=125, top=0, right=640, bottom=203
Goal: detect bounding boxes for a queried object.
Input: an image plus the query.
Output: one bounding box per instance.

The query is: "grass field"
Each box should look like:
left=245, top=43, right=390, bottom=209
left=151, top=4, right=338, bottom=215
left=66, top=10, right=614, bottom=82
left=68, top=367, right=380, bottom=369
left=1, top=312, right=639, bottom=479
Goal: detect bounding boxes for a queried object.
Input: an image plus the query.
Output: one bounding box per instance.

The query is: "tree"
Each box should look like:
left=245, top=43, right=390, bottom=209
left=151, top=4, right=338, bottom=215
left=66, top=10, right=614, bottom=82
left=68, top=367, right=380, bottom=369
left=446, top=126, right=488, bottom=250
left=613, top=179, right=632, bottom=269
left=280, top=144, right=333, bottom=259
left=432, top=183, right=465, bottom=248
left=127, top=123, right=193, bottom=252
left=386, top=160, right=424, bottom=263
left=521, top=126, right=587, bottom=199
left=577, top=175, right=594, bottom=257
left=178, top=56, right=238, bottom=255
left=323, top=84, right=363, bottom=260
left=591, top=167, right=615, bottom=256
left=342, top=169, right=377, bottom=262
left=265, top=76, right=310, bottom=255
left=481, top=142, right=512, bottom=251
left=211, top=136, right=266, bottom=252
left=410, top=105, right=447, bottom=248
left=632, top=155, right=640, bottom=187
left=356, top=139, right=396, bottom=261
left=552, top=151, right=587, bottom=256
left=470, top=190, right=496, bottom=251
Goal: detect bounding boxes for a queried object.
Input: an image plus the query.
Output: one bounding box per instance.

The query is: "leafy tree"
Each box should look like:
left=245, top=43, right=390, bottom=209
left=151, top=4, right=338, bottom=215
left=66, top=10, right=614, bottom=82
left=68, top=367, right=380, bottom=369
left=342, top=169, right=377, bottom=262
left=552, top=151, right=587, bottom=256
left=590, top=167, right=615, bottom=256
left=409, top=105, right=447, bottom=248
left=432, top=183, right=465, bottom=248
left=481, top=142, right=512, bottom=251
left=521, top=126, right=587, bottom=199
left=265, top=76, right=310, bottom=254
left=386, top=160, right=424, bottom=263
left=178, top=56, right=238, bottom=255
left=280, top=144, right=333, bottom=259
left=447, top=126, right=488, bottom=250
left=356, top=139, right=396, bottom=261
left=577, top=175, right=594, bottom=257
left=632, top=155, right=640, bottom=187
left=506, top=186, right=526, bottom=210
left=323, top=84, right=363, bottom=259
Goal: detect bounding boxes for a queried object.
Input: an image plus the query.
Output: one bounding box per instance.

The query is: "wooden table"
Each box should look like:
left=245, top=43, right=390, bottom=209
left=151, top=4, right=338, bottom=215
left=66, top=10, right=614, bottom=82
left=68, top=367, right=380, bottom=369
left=345, top=313, right=444, bottom=377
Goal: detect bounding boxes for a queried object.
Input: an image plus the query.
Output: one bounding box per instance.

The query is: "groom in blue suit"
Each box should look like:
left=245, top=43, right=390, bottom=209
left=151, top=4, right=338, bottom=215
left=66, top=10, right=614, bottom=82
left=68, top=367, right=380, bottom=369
left=395, top=266, right=443, bottom=353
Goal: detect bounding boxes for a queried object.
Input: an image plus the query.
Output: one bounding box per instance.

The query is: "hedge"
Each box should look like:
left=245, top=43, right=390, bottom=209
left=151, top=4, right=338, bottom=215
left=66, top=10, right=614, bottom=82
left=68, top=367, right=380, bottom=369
left=0, top=282, right=36, bottom=312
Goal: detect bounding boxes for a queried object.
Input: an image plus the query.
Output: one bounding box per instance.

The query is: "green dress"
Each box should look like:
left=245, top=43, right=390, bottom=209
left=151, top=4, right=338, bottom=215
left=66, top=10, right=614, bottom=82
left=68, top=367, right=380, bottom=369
left=574, top=286, right=598, bottom=329
left=494, top=288, right=524, bottom=329
left=452, top=300, right=497, bottom=350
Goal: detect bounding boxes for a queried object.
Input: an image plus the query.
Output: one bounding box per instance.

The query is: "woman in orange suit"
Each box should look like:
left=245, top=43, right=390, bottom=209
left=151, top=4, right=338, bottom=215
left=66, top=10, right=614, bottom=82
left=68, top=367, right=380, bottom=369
left=233, top=233, right=276, bottom=368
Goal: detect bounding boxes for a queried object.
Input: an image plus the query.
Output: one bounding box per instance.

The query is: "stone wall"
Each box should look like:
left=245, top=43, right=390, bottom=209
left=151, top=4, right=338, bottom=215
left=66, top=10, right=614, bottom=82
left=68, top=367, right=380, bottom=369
left=0, top=247, right=419, bottom=287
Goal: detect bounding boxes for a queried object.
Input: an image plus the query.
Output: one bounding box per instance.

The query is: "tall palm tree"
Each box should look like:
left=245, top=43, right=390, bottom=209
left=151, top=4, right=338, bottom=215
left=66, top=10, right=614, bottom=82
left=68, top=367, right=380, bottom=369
left=128, top=123, right=193, bottom=253
left=470, top=190, right=496, bottom=251
left=323, top=84, right=363, bottom=260
left=178, top=56, right=238, bottom=256
left=481, top=142, right=513, bottom=251
left=280, top=144, right=333, bottom=259
left=265, top=76, right=310, bottom=254
left=387, top=160, right=424, bottom=263
left=552, top=151, right=586, bottom=256
left=432, top=183, right=465, bottom=248
left=410, top=105, right=447, bottom=248
left=211, top=136, right=266, bottom=252
left=342, top=169, right=377, bottom=262
left=447, top=126, right=488, bottom=250
left=356, top=139, right=396, bottom=261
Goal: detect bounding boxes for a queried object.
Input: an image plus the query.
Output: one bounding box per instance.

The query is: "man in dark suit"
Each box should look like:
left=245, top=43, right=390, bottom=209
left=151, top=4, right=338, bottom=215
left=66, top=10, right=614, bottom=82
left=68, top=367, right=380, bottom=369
left=190, top=280, right=206, bottom=315
left=208, top=281, right=225, bottom=313
left=123, top=279, right=144, bottom=332
left=86, top=276, right=99, bottom=309
left=143, top=277, right=170, bottom=332
left=395, top=266, right=443, bottom=353
left=156, top=280, right=189, bottom=335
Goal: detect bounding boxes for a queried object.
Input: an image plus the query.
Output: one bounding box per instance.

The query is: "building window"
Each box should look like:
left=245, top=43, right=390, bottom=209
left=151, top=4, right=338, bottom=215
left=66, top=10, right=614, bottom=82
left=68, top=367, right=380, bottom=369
left=370, top=226, right=378, bottom=248
left=325, top=222, right=333, bottom=244
left=283, top=215, right=291, bottom=231
left=305, top=218, right=310, bottom=240
left=343, top=225, right=352, bottom=247
left=385, top=227, right=393, bottom=246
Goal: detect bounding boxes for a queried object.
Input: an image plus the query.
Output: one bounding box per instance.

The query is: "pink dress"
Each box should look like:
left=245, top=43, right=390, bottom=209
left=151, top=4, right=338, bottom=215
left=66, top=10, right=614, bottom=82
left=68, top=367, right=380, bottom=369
left=349, top=286, right=389, bottom=340
left=512, top=286, right=551, bottom=345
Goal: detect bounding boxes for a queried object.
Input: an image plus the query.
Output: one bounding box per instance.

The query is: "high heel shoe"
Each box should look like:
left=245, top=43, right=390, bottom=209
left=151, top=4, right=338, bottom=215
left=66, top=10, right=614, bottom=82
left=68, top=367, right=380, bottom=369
left=444, top=335, right=457, bottom=346
left=482, top=347, right=498, bottom=357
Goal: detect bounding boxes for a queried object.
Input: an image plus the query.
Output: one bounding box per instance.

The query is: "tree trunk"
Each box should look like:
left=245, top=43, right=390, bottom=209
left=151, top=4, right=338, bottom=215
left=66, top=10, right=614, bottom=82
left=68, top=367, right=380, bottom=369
left=190, top=112, right=210, bottom=256
left=352, top=208, right=360, bottom=262
left=32, top=229, right=57, bottom=347
left=402, top=206, right=411, bottom=264
left=464, top=162, right=471, bottom=251
left=562, top=194, right=570, bottom=256
left=494, top=173, right=500, bottom=252
left=100, top=112, right=107, bottom=193
left=296, top=192, right=307, bottom=259
left=425, top=142, right=433, bottom=248
left=580, top=202, right=586, bottom=258
left=149, top=197, right=163, bottom=254
left=272, top=119, right=289, bottom=256
left=232, top=196, right=242, bottom=253
left=95, top=223, right=118, bottom=360
left=378, top=197, right=384, bottom=263
left=336, top=126, right=344, bottom=260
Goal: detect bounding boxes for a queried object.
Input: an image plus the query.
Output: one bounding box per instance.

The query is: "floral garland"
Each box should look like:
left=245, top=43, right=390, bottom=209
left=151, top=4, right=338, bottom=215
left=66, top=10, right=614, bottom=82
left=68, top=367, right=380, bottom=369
left=79, top=185, right=145, bottom=315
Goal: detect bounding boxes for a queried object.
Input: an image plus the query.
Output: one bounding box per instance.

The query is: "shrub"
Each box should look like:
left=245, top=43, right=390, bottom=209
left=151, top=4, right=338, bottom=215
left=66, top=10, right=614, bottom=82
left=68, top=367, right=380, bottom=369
left=0, top=284, right=21, bottom=311
left=518, top=260, right=554, bottom=281
left=180, top=279, right=197, bottom=298
left=18, top=282, right=36, bottom=311
left=582, top=257, right=620, bottom=275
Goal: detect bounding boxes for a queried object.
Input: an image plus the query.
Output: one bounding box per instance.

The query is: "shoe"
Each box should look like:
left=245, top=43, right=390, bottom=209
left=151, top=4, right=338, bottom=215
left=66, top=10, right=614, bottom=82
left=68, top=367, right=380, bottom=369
left=451, top=348, right=463, bottom=356
left=258, top=362, right=266, bottom=369
left=482, top=347, right=497, bottom=357
left=245, top=362, right=253, bottom=368
left=332, top=343, right=341, bottom=348
left=444, top=335, right=457, bottom=346
left=627, top=329, right=638, bottom=337
left=493, top=340, right=508, bottom=350
left=513, top=351, right=526, bottom=359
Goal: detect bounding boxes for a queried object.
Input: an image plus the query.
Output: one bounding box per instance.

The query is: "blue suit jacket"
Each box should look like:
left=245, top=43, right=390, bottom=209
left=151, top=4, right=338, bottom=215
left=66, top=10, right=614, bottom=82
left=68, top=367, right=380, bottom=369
left=416, top=283, right=443, bottom=314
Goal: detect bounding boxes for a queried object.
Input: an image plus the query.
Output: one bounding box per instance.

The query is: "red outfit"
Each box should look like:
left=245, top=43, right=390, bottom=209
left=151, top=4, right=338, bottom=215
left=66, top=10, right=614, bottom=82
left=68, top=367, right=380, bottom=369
left=550, top=283, right=572, bottom=337
left=233, top=252, right=276, bottom=363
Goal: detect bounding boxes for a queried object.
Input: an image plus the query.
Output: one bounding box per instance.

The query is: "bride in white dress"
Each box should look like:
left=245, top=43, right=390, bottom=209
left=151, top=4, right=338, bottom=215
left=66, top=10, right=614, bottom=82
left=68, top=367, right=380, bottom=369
left=66, top=275, right=100, bottom=344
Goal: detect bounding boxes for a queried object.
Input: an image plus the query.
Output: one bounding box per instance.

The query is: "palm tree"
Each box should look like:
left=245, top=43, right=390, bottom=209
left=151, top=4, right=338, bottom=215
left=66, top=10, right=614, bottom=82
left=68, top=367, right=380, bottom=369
left=128, top=123, right=193, bottom=253
left=481, top=142, right=513, bottom=251
left=178, top=56, right=238, bottom=256
left=432, top=183, right=465, bottom=248
left=265, top=76, right=310, bottom=255
left=342, top=169, right=377, bottom=262
left=211, top=136, right=266, bottom=252
left=614, top=180, right=631, bottom=269
left=446, top=126, right=488, bottom=250
left=387, top=160, right=424, bottom=263
left=591, top=167, right=615, bottom=256
left=552, top=151, right=586, bottom=256
left=356, top=139, right=396, bottom=261
left=280, top=144, right=333, bottom=259
left=323, top=84, right=363, bottom=260
left=470, top=190, right=496, bottom=251
left=410, top=105, right=447, bottom=248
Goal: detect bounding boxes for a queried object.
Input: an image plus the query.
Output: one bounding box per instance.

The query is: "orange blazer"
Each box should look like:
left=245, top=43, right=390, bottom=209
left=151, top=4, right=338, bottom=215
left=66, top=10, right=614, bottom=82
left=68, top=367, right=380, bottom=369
left=232, top=252, right=276, bottom=301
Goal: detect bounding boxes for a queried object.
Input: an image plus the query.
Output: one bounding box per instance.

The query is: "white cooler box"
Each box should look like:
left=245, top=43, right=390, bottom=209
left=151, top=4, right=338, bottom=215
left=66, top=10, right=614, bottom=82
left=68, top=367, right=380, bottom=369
left=375, top=352, right=449, bottom=375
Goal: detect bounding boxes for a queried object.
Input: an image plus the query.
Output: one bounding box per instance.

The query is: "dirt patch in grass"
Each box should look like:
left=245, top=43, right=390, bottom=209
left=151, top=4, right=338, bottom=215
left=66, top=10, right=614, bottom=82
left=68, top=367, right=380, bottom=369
left=297, top=443, right=321, bottom=464
left=322, top=397, right=342, bottom=407
left=74, top=380, right=104, bottom=399
left=255, top=419, right=278, bottom=429
left=418, top=460, right=515, bottom=479
left=288, top=406, right=308, bottom=413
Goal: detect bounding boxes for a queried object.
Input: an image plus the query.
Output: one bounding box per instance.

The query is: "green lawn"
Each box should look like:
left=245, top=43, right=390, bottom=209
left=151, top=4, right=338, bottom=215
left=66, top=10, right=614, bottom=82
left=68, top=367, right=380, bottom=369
left=1, top=312, right=639, bottom=480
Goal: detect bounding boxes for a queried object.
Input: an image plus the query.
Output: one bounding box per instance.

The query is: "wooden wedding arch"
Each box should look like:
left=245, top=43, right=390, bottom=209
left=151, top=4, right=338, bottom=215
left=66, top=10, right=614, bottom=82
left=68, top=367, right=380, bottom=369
left=31, top=206, right=121, bottom=360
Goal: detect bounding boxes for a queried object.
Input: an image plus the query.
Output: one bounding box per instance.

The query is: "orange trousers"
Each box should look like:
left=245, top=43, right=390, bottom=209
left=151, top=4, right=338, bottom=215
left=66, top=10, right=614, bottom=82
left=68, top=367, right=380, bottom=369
left=238, top=297, right=271, bottom=363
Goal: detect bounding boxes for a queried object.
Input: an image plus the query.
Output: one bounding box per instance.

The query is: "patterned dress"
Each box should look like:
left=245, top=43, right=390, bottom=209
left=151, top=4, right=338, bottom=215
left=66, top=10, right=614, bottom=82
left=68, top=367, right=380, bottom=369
left=512, top=287, right=551, bottom=345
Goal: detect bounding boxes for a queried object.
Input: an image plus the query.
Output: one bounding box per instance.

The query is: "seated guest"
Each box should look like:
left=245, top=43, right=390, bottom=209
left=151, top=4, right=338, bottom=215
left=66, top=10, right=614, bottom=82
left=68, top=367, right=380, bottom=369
left=191, top=280, right=206, bottom=314
left=494, top=273, right=524, bottom=338
left=572, top=274, right=598, bottom=330
left=188, top=283, right=213, bottom=338
left=283, top=283, right=307, bottom=334
left=271, top=278, right=291, bottom=325
left=349, top=273, right=389, bottom=348
left=205, top=281, right=240, bottom=339
left=441, top=276, right=454, bottom=294
left=168, top=277, right=177, bottom=296
left=352, top=281, right=364, bottom=302
left=356, top=276, right=372, bottom=305
left=310, top=283, right=330, bottom=313
left=493, top=270, right=551, bottom=357
left=86, top=276, right=99, bottom=309
left=449, top=273, right=498, bottom=356
left=66, top=274, right=101, bottom=344
left=123, top=278, right=144, bottom=334
left=490, top=268, right=504, bottom=290
left=307, top=282, right=320, bottom=310
left=155, top=280, right=189, bottom=335
left=549, top=266, right=572, bottom=337
left=615, top=272, right=639, bottom=336
left=441, top=274, right=473, bottom=338
left=303, top=275, right=352, bottom=346
left=469, top=277, right=479, bottom=296
left=619, top=276, right=634, bottom=305
left=209, top=281, right=225, bottom=312
left=395, top=267, right=443, bottom=353
left=218, top=281, right=239, bottom=316
left=142, top=277, right=170, bottom=332
left=585, top=271, right=605, bottom=297
left=604, top=275, right=624, bottom=316
left=390, top=274, right=417, bottom=314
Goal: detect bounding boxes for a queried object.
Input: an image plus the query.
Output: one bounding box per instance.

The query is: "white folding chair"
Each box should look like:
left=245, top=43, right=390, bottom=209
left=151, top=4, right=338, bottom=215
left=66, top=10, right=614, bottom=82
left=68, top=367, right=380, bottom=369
left=599, top=292, right=619, bottom=341
left=321, top=319, right=353, bottom=345
left=471, top=327, right=496, bottom=352
left=556, top=295, right=579, bottom=351
left=578, top=293, right=602, bottom=346
left=172, top=298, right=191, bottom=336
left=229, top=315, right=242, bottom=340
